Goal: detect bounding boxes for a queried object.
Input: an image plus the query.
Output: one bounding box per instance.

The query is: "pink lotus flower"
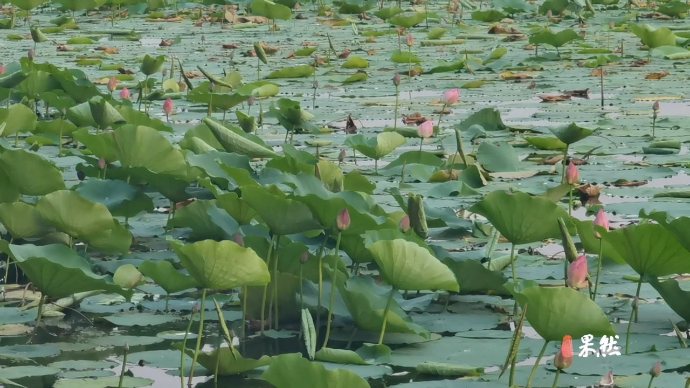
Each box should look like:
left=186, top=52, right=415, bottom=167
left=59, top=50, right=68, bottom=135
left=120, top=87, right=130, bottom=100
left=443, top=89, right=460, bottom=105
left=163, top=98, right=174, bottom=121
left=567, top=255, right=589, bottom=289
left=107, top=77, right=117, bottom=93
left=406, top=34, right=414, bottom=47
left=650, top=361, right=661, bottom=377
left=0, top=64, right=5, bottom=75
left=336, top=208, right=350, bottom=231
left=565, top=161, right=579, bottom=185
left=593, top=209, right=609, bottom=238
left=417, top=121, right=434, bottom=139
left=399, top=215, right=410, bottom=233
left=554, top=335, right=573, bottom=370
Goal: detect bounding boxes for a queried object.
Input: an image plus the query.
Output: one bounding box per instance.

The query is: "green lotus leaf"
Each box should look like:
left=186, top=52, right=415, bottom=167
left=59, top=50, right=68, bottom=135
left=472, top=9, right=507, bottom=22
left=29, top=26, right=47, bottom=43
left=138, top=260, right=199, bottom=295
left=172, top=239, right=270, bottom=290
left=0, top=103, right=37, bottom=137
left=0, top=202, right=53, bottom=239
left=647, top=277, right=690, bottom=322
left=369, top=239, right=459, bottom=292
left=548, top=123, right=594, bottom=145
left=389, top=12, right=427, bottom=28
left=373, top=6, right=403, bottom=19
left=631, top=24, right=676, bottom=49
left=525, top=136, right=567, bottom=150
left=262, top=353, right=369, bottom=388
left=641, top=210, right=690, bottom=254
left=507, top=281, right=616, bottom=342
left=86, top=219, right=132, bottom=254
left=67, top=101, right=99, bottom=128
left=250, top=0, right=292, bottom=20
left=203, top=118, right=278, bottom=159
left=115, top=105, right=172, bottom=133
left=342, top=56, right=370, bottom=69
left=0, top=149, right=66, bottom=196
left=390, top=50, right=422, bottom=64
left=139, top=54, right=166, bottom=76
left=36, top=190, right=117, bottom=241
left=601, top=223, right=690, bottom=277
left=469, top=190, right=574, bottom=245
left=572, top=218, right=625, bottom=264
left=113, top=264, right=145, bottom=289
left=476, top=141, right=520, bottom=172
left=172, top=343, right=271, bottom=375
left=74, top=179, right=153, bottom=218
left=0, top=70, right=29, bottom=90
left=657, top=1, right=690, bottom=17
left=529, top=28, right=584, bottom=49
left=457, top=108, right=509, bottom=132
left=296, top=195, right=388, bottom=235
left=345, top=133, right=406, bottom=160
left=0, top=243, right=132, bottom=299
left=111, top=124, right=188, bottom=177
left=236, top=81, right=280, bottom=97
left=241, top=185, right=322, bottom=235
left=35, top=118, right=78, bottom=137
left=167, top=199, right=240, bottom=241
left=441, top=256, right=509, bottom=295
left=0, top=169, right=20, bottom=203
left=72, top=128, right=119, bottom=162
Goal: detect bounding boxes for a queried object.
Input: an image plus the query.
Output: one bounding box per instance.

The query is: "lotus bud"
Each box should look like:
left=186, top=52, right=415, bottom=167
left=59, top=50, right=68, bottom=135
left=650, top=361, right=661, bottom=377
left=338, top=149, right=346, bottom=164
left=178, top=81, right=187, bottom=92
left=248, top=96, right=255, bottom=106
left=162, top=68, right=169, bottom=78
left=653, top=101, right=660, bottom=112
left=201, top=34, right=206, bottom=44
left=546, top=10, right=553, bottom=18
left=0, top=64, right=6, bottom=75
left=599, top=371, right=614, bottom=387
left=408, top=194, right=428, bottom=239
left=554, top=335, right=573, bottom=370
left=28, top=49, right=35, bottom=60
left=163, top=98, right=174, bottom=115
left=125, top=343, right=130, bottom=351
left=443, top=88, right=460, bottom=106
left=393, top=74, right=401, bottom=86
left=396, top=27, right=405, bottom=36
left=593, top=209, right=610, bottom=239
left=193, top=303, right=200, bottom=313
left=210, top=82, right=216, bottom=92
left=565, top=161, right=579, bottom=185
left=336, top=208, right=350, bottom=231
left=417, top=121, right=434, bottom=139
left=406, top=33, right=414, bottom=47
left=120, top=87, right=131, bottom=100
left=300, top=251, right=309, bottom=264
left=313, top=80, right=319, bottom=89
left=399, top=215, right=410, bottom=233
left=632, top=296, right=640, bottom=309
left=233, top=233, right=244, bottom=247
left=98, top=158, right=106, bottom=170
left=566, top=255, right=589, bottom=289
left=107, top=76, right=117, bottom=93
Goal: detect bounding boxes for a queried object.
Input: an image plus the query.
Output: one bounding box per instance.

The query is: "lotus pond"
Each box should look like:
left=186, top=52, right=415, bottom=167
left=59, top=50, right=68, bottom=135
left=2, top=0, right=690, bottom=387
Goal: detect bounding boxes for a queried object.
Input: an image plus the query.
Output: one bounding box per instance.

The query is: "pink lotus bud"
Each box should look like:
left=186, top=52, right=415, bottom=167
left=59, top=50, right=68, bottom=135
left=233, top=233, right=244, bottom=247
left=443, top=88, right=460, bottom=105
left=554, top=335, right=573, bottom=370
left=107, top=76, right=117, bottom=93
left=650, top=361, right=661, bottom=377
left=338, top=149, right=346, bottom=163
left=192, top=303, right=200, bottom=313
left=417, top=121, right=434, bottom=139
left=567, top=255, right=589, bottom=290
left=653, top=101, right=660, bottom=112
left=98, top=158, right=106, bottom=170
left=0, top=64, right=6, bottom=75
left=248, top=96, right=255, bottom=106
left=406, top=34, right=414, bottom=47
left=163, top=98, right=174, bottom=115
left=120, top=87, right=131, bottom=100
left=393, top=74, right=401, bottom=86
left=593, top=209, right=609, bottom=239
left=28, top=49, right=35, bottom=60
left=565, top=161, right=579, bottom=185
left=336, top=208, right=350, bottom=231
left=300, top=251, right=309, bottom=264
left=399, top=215, right=410, bottom=233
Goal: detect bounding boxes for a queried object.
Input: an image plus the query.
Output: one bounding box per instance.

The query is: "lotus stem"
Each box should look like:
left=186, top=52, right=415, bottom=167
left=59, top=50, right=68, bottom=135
left=436, top=103, right=447, bottom=136
left=257, top=57, right=261, bottom=81
left=593, top=239, right=603, bottom=302
left=407, top=46, right=412, bottom=82
left=625, top=277, right=643, bottom=354
left=647, top=375, right=655, bottom=388
left=118, top=343, right=129, bottom=388
left=208, top=94, right=213, bottom=117
left=525, top=340, right=549, bottom=388
left=378, top=288, right=396, bottom=345
left=551, top=369, right=561, bottom=388
left=419, top=138, right=423, bottom=152
left=568, top=187, right=573, bottom=216
left=509, top=243, right=518, bottom=316
left=179, top=306, right=197, bottom=388
left=260, top=234, right=278, bottom=336
left=652, top=115, right=657, bottom=138
left=273, top=235, right=281, bottom=330
left=393, top=84, right=399, bottom=129
left=561, top=145, right=570, bottom=183
left=28, top=294, right=46, bottom=344
left=4, top=237, right=13, bottom=283
left=600, top=65, right=605, bottom=109
left=58, top=121, right=63, bottom=157
left=188, top=288, right=207, bottom=385
left=165, top=294, right=170, bottom=312
left=316, top=236, right=328, bottom=336
left=322, top=231, right=342, bottom=349
left=242, top=286, right=248, bottom=339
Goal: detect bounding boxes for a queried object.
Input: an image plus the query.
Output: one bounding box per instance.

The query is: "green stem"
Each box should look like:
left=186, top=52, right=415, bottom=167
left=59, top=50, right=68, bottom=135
left=561, top=145, right=570, bottom=183
left=28, top=294, right=46, bottom=344
left=4, top=237, right=12, bottom=283
left=299, top=264, right=304, bottom=313
left=407, top=46, right=412, bottom=82
left=509, top=356, right=517, bottom=387
left=509, top=243, right=518, bottom=316
left=58, top=121, right=63, bottom=157
left=273, top=235, right=281, bottom=330
left=652, top=117, right=656, bottom=138
left=260, top=234, right=278, bottom=336
left=242, top=286, right=248, bottom=339
left=647, top=375, right=655, bottom=388
left=118, top=343, right=128, bottom=388
left=188, top=288, right=207, bottom=386
left=165, top=294, right=169, bottom=313
left=322, top=232, right=342, bottom=349
left=568, top=187, right=573, bottom=216
left=378, top=288, right=396, bottom=345
left=625, top=277, right=643, bottom=355
left=525, top=341, right=549, bottom=388
left=551, top=369, right=561, bottom=388
left=419, top=138, right=423, bottom=152
left=393, top=85, right=399, bottom=129
left=593, top=239, right=603, bottom=301
left=436, top=103, right=447, bottom=135
left=179, top=307, right=197, bottom=388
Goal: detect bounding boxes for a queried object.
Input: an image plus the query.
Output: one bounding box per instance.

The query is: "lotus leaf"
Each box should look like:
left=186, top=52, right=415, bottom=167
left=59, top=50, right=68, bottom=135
left=203, top=118, right=277, bottom=159
left=138, top=261, right=199, bottom=295
left=251, top=0, right=292, bottom=20
left=0, top=202, right=53, bottom=239
left=572, top=219, right=625, bottom=264
left=113, top=264, right=145, bottom=289
left=0, top=103, right=37, bottom=137
left=140, top=54, right=166, bottom=76
left=167, top=199, right=240, bottom=240
left=262, top=353, right=370, bottom=388
left=476, top=141, right=520, bottom=172
left=529, top=28, right=583, bottom=49
left=389, top=12, right=427, bottom=28
left=0, top=149, right=66, bottom=196
left=647, top=277, right=690, bottom=323
left=345, top=133, right=406, bottom=160
left=173, top=343, right=272, bottom=375
left=631, top=24, right=676, bottom=49
left=88, top=97, right=125, bottom=128
left=74, top=179, right=153, bottom=218
left=241, top=185, right=322, bottom=235
left=548, top=122, right=594, bottom=145
left=110, top=124, right=188, bottom=177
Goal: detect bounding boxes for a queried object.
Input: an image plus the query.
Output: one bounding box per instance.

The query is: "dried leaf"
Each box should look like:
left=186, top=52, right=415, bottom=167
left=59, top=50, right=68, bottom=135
left=575, top=183, right=601, bottom=206
left=564, top=89, right=589, bottom=98
left=500, top=71, right=533, bottom=80
left=222, top=43, right=239, bottom=49
left=645, top=71, right=669, bottom=80
left=540, top=94, right=571, bottom=102
left=338, top=48, right=351, bottom=59
left=160, top=39, right=174, bottom=47
left=402, top=112, right=429, bottom=125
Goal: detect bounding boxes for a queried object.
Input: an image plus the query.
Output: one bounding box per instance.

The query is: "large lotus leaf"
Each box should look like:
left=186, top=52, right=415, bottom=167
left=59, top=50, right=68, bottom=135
left=67, top=101, right=99, bottom=128
left=507, top=282, right=616, bottom=341
left=548, top=123, right=594, bottom=145
left=34, top=118, right=78, bottom=137
left=266, top=65, right=315, bottom=79
left=476, top=141, right=520, bottom=172
left=657, top=1, right=690, bottom=17
left=1, top=243, right=131, bottom=299
left=139, top=261, right=199, bottom=295
left=139, top=54, right=166, bottom=76
left=0, top=149, right=66, bottom=196
left=172, top=239, right=270, bottom=290
left=0, top=202, right=53, bottom=239
left=647, top=277, right=690, bottom=322
left=201, top=182, right=256, bottom=224
left=389, top=12, right=427, bottom=28
left=529, top=28, right=584, bottom=48
left=642, top=210, right=690, bottom=254
left=440, top=256, right=509, bottom=295
left=115, top=105, right=172, bottom=133
left=457, top=108, right=508, bottom=132
left=296, top=195, right=386, bottom=235
left=345, top=133, right=406, bottom=160
left=368, top=239, right=458, bottom=292
left=8, top=0, right=46, bottom=11
left=74, top=179, right=153, bottom=218
left=203, top=118, right=277, bottom=159
left=173, top=343, right=272, bottom=375
left=250, top=0, right=292, bottom=20
left=631, top=24, right=676, bottom=49
left=72, top=128, right=119, bottom=162
left=262, top=353, right=369, bottom=388
left=36, top=190, right=116, bottom=241
left=88, top=98, right=125, bottom=129
left=469, top=190, right=574, bottom=245
left=601, top=223, right=690, bottom=277
left=572, top=218, right=625, bottom=264
left=111, top=125, right=188, bottom=177
left=0, top=169, right=20, bottom=203
left=0, top=103, right=37, bottom=137
left=85, top=219, right=132, bottom=254
left=167, top=199, right=240, bottom=241
left=340, top=276, right=430, bottom=338
left=241, top=185, right=322, bottom=235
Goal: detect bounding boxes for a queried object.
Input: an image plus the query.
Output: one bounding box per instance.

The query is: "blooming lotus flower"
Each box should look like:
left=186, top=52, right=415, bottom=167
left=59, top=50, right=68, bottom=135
left=107, top=76, right=117, bottom=93
left=233, top=233, right=244, bottom=247
left=443, top=89, right=460, bottom=105
left=554, top=335, right=573, bottom=370
left=399, top=215, right=410, bottom=233
left=565, top=161, right=579, bottom=185
left=593, top=209, right=609, bottom=238
left=120, top=87, right=131, bottom=100
left=650, top=361, right=661, bottom=377
left=336, top=208, right=350, bottom=231
left=567, top=255, right=589, bottom=289
left=406, top=34, right=414, bottom=47
left=163, top=98, right=174, bottom=120
left=418, top=121, right=434, bottom=139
